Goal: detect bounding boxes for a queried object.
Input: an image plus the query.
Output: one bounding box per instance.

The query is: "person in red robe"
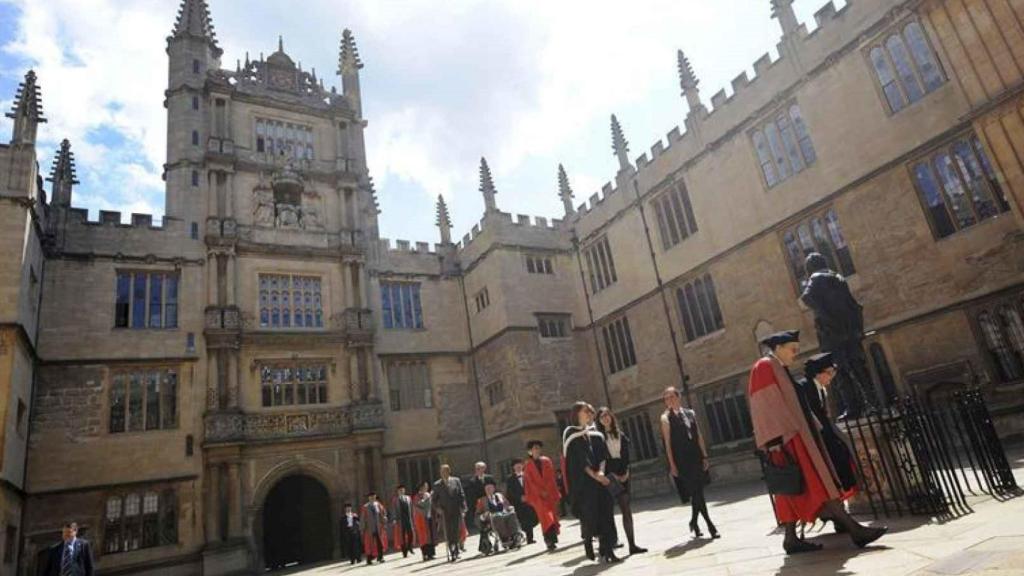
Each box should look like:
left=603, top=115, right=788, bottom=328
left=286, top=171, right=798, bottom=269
left=412, top=481, right=437, bottom=561
left=523, top=439, right=561, bottom=551
left=391, top=485, right=416, bottom=557
left=360, top=492, right=389, bottom=563
left=748, top=330, right=886, bottom=555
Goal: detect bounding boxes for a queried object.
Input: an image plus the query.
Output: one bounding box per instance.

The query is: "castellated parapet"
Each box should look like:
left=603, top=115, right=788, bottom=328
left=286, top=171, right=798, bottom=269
left=58, top=207, right=199, bottom=261
left=572, top=0, right=873, bottom=238
left=457, top=210, right=570, bottom=270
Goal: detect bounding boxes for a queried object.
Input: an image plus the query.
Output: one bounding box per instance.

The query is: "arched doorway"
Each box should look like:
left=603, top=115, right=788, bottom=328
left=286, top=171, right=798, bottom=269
left=262, top=475, right=333, bottom=571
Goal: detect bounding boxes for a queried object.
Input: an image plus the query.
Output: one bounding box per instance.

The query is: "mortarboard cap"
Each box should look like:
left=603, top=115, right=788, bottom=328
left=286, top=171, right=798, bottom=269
left=804, top=352, right=836, bottom=380
left=760, top=330, right=800, bottom=348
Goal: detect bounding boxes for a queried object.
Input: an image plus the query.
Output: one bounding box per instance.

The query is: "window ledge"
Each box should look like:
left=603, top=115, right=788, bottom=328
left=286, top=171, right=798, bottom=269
left=108, top=428, right=181, bottom=438
left=933, top=211, right=1012, bottom=244
left=112, top=327, right=181, bottom=332
left=682, top=328, right=726, bottom=349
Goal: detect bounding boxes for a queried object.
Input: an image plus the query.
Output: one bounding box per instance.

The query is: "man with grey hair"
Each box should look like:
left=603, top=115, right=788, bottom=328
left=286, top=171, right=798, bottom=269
left=463, top=461, right=494, bottom=533
left=432, top=464, right=467, bottom=561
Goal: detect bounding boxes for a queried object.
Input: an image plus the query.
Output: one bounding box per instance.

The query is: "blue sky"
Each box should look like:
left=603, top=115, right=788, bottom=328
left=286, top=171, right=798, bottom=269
left=0, top=0, right=842, bottom=244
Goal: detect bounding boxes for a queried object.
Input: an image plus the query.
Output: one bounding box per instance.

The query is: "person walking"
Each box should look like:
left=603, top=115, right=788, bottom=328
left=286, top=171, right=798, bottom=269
left=748, top=330, right=886, bottom=554
left=360, top=492, right=389, bottom=564
left=563, top=402, right=620, bottom=564
left=661, top=386, right=719, bottom=539
left=413, top=481, right=437, bottom=561
left=391, top=485, right=416, bottom=557
left=41, top=521, right=94, bottom=576
left=432, top=464, right=467, bottom=561
left=523, top=440, right=561, bottom=551
left=596, top=406, right=648, bottom=554
left=340, top=503, right=362, bottom=564
left=505, top=458, right=538, bottom=545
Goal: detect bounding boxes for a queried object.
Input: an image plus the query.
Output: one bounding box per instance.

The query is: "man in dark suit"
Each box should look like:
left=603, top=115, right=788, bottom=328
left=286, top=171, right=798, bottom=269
left=463, top=462, right=494, bottom=533
left=339, top=503, right=362, bottom=565
left=504, top=458, right=538, bottom=544
left=42, top=521, right=94, bottom=576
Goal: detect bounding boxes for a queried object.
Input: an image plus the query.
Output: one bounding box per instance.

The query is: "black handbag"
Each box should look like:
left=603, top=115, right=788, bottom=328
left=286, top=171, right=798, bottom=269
left=606, top=475, right=626, bottom=498
left=757, top=440, right=804, bottom=495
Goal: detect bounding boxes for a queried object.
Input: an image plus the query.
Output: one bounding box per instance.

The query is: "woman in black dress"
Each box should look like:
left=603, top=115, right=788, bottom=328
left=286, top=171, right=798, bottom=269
left=562, top=401, right=621, bottom=563
left=661, top=386, right=719, bottom=539
left=596, top=407, right=647, bottom=555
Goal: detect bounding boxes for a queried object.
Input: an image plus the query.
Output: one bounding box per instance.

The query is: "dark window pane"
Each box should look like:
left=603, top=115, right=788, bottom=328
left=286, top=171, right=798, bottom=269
left=165, top=276, right=178, bottom=328
left=705, top=275, right=724, bottom=329
left=145, top=372, right=160, bottom=431
left=128, top=374, right=144, bottom=431
left=149, top=275, right=163, bottom=328
left=913, top=161, right=956, bottom=238
left=132, top=273, right=147, bottom=328
left=115, top=273, right=131, bottom=327
left=110, top=376, right=126, bottom=433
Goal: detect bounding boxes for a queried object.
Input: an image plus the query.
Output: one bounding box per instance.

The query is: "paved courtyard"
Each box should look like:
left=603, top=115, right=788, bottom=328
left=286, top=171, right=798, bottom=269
left=281, top=448, right=1024, bottom=576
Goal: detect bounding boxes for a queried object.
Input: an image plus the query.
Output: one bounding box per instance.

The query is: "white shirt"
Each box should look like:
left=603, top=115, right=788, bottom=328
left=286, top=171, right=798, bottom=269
left=606, top=434, right=622, bottom=459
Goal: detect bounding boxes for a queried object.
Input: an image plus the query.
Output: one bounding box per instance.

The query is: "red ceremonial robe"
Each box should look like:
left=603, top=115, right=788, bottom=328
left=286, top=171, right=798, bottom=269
left=748, top=355, right=842, bottom=523
left=523, top=456, right=561, bottom=535
left=391, top=496, right=416, bottom=551
left=412, top=494, right=434, bottom=546
left=360, top=501, right=390, bottom=558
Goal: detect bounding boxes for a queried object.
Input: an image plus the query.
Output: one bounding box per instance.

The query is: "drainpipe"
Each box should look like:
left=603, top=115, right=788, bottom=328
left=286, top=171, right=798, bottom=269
left=571, top=231, right=612, bottom=408
left=631, top=180, right=691, bottom=406
left=457, top=274, right=488, bottom=463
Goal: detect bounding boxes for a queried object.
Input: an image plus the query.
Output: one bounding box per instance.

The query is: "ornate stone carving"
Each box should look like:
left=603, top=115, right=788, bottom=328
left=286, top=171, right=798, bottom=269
left=205, top=406, right=358, bottom=444
left=223, top=307, right=241, bottom=330
left=253, top=186, right=275, bottom=227
left=276, top=203, right=300, bottom=229
left=301, top=203, right=322, bottom=230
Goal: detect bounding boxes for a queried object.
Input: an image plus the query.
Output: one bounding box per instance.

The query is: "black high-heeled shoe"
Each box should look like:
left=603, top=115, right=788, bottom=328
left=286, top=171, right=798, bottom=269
left=628, top=544, right=648, bottom=554
left=708, top=524, right=720, bottom=539
left=584, top=540, right=596, bottom=561
left=689, top=520, right=703, bottom=538
left=602, top=552, right=622, bottom=563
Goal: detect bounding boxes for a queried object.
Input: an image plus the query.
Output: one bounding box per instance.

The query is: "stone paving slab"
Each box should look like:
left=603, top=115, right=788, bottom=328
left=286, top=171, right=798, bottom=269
left=281, top=453, right=1024, bottom=576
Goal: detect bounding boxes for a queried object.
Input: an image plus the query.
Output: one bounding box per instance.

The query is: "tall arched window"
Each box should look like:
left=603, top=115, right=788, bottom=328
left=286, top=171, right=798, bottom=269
left=868, top=21, right=946, bottom=113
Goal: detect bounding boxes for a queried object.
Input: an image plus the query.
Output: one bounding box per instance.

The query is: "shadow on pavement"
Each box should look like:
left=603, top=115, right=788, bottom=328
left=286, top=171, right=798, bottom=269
left=663, top=538, right=713, bottom=559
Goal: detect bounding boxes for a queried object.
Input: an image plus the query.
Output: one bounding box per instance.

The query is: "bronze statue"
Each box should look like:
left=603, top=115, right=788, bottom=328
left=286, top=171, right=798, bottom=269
left=799, top=253, right=877, bottom=419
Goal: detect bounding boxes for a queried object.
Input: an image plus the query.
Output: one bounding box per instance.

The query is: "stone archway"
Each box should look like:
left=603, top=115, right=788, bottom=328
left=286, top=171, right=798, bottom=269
left=261, top=474, right=333, bottom=570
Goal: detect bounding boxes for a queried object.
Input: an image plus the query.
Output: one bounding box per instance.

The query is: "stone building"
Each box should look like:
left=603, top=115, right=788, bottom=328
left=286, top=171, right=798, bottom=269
left=0, top=0, right=1022, bottom=573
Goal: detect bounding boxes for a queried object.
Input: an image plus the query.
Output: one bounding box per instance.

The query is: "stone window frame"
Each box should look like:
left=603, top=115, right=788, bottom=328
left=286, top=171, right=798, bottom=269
left=748, top=100, right=816, bottom=189
left=474, top=287, right=490, bottom=314
left=385, top=359, right=433, bottom=411
left=583, top=235, right=618, bottom=294
left=108, top=367, right=179, bottom=435
left=862, top=18, right=947, bottom=115
left=114, top=270, right=180, bottom=330
left=102, top=486, right=178, bottom=555
left=524, top=254, right=554, bottom=275
left=380, top=281, right=425, bottom=330
left=673, top=272, right=725, bottom=343
left=486, top=380, right=506, bottom=406
left=257, top=273, right=325, bottom=330
left=907, top=131, right=1011, bottom=240
left=258, top=360, right=330, bottom=408
left=601, top=315, right=637, bottom=375
left=968, top=288, right=1024, bottom=385
left=778, top=205, right=856, bottom=295
left=620, top=410, right=660, bottom=462
left=699, top=378, right=754, bottom=450
left=254, top=116, right=315, bottom=161
left=536, top=313, right=571, bottom=339
left=650, top=179, right=698, bottom=251
left=397, top=454, right=441, bottom=492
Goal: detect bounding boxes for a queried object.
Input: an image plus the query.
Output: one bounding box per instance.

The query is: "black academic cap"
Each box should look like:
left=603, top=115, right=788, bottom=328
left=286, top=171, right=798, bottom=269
left=760, top=330, right=800, bottom=348
left=804, top=352, right=835, bottom=380
left=526, top=439, right=543, bottom=450
left=484, top=478, right=497, bottom=487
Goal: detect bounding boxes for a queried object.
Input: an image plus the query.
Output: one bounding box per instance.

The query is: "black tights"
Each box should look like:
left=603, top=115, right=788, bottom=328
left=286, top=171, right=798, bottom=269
left=615, top=492, right=638, bottom=547
left=689, top=488, right=714, bottom=530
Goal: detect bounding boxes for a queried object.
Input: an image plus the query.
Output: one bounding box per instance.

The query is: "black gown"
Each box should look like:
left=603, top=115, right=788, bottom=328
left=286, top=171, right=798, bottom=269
left=563, top=426, right=617, bottom=555
left=796, top=377, right=858, bottom=491
left=666, top=408, right=704, bottom=493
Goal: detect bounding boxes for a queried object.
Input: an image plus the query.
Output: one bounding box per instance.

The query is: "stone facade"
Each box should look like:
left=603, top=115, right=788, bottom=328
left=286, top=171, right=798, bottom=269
left=0, top=0, right=1023, bottom=574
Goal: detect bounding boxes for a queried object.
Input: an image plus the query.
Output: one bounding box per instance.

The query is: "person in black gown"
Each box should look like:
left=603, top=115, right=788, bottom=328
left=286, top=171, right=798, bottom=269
left=661, top=386, right=719, bottom=539
left=596, top=406, right=647, bottom=555
left=562, top=401, right=621, bottom=563
left=800, top=353, right=858, bottom=494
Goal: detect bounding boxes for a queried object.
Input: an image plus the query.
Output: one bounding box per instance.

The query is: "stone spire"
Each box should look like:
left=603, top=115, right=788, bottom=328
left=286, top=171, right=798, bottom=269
left=436, top=195, right=452, bottom=244
left=47, top=139, right=78, bottom=207
left=676, top=50, right=705, bottom=116
left=557, top=164, right=575, bottom=216
left=610, top=114, right=631, bottom=173
left=172, top=0, right=219, bottom=51
left=6, top=70, right=46, bottom=145
left=770, top=0, right=799, bottom=37
left=338, top=29, right=364, bottom=116
left=479, top=157, right=498, bottom=213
